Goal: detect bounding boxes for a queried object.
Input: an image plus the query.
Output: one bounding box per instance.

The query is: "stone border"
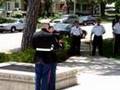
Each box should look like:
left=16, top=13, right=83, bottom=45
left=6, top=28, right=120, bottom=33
left=0, top=62, right=78, bottom=90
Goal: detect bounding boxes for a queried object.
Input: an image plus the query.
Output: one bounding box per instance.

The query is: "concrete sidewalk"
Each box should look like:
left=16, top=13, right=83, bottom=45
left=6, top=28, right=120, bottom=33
left=59, top=56, right=120, bottom=90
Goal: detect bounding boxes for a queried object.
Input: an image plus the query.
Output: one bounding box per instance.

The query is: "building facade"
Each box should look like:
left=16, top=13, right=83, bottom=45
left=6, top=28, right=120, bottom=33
left=2, top=0, right=101, bottom=16
left=3, top=0, right=22, bottom=11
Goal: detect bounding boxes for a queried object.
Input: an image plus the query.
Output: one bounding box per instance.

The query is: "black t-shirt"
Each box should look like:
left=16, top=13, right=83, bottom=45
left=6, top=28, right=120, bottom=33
left=32, top=29, right=59, bottom=63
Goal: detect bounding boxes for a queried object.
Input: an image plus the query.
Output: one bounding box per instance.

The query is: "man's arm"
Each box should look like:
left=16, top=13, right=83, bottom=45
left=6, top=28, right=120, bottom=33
left=102, top=26, right=106, bottom=34
left=90, top=32, right=93, bottom=41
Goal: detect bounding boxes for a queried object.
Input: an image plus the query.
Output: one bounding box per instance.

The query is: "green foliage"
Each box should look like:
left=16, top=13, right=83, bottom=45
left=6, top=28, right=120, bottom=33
left=103, top=38, right=114, bottom=57
left=62, top=36, right=72, bottom=50
left=0, top=49, right=35, bottom=63
left=12, top=14, right=23, bottom=18
left=0, top=53, right=9, bottom=62
left=103, top=38, right=120, bottom=58
left=55, top=36, right=71, bottom=62
left=8, top=49, right=35, bottom=63
left=0, top=17, right=15, bottom=23
left=115, top=0, right=120, bottom=10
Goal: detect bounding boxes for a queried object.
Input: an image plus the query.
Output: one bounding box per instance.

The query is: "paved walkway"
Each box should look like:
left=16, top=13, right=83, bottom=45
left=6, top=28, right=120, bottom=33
left=58, top=56, right=120, bottom=90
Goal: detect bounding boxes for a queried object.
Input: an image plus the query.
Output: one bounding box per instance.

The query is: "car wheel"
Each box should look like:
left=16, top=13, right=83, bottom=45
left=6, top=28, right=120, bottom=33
left=18, top=29, right=22, bottom=32
left=0, top=30, right=3, bottom=33
left=11, top=27, right=16, bottom=32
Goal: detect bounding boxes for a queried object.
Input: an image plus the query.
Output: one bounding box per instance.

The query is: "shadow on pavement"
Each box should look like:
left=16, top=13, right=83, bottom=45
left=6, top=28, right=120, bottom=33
left=58, top=56, right=120, bottom=76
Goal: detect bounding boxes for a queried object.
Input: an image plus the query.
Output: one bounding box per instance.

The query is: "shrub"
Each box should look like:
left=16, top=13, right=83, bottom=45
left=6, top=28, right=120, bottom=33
left=7, top=48, right=35, bottom=63
left=103, top=38, right=114, bottom=57
left=103, top=38, right=120, bottom=59
left=56, top=36, right=71, bottom=62
left=0, top=53, right=9, bottom=62
left=0, top=17, right=15, bottom=23
left=12, top=14, right=23, bottom=18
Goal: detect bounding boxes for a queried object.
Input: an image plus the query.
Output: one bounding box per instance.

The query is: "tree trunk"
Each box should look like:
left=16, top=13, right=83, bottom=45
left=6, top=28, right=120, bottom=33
left=21, top=0, right=41, bottom=51
left=100, top=1, right=106, bottom=17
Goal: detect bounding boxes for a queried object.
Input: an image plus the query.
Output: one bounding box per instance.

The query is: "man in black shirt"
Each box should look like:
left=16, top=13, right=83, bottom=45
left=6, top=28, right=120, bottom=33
left=32, top=24, right=60, bottom=90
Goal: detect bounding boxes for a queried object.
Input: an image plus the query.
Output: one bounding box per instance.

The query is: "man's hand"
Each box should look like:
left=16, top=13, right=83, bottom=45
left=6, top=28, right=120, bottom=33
left=59, top=40, right=64, bottom=48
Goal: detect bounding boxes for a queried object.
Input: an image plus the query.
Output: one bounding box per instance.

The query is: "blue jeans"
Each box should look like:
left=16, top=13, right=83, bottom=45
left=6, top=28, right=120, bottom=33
left=35, top=62, right=56, bottom=90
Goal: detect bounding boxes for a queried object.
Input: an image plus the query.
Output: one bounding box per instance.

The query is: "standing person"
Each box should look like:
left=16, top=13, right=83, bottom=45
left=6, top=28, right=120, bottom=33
left=32, top=23, right=60, bottom=90
left=113, top=18, right=120, bottom=56
left=90, top=19, right=105, bottom=56
left=112, top=15, right=119, bottom=30
left=70, top=21, right=83, bottom=55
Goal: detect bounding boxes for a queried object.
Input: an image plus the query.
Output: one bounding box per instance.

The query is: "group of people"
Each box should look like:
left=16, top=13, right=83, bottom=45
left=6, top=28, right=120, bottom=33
left=70, top=16, right=120, bottom=56
left=32, top=15, right=120, bottom=90
left=70, top=19, right=105, bottom=56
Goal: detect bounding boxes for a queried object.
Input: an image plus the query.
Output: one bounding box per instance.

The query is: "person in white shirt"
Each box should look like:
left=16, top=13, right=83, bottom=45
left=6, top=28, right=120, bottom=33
left=113, top=18, right=120, bottom=56
left=90, top=18, right=105, bottom=56
left=70, top=20, right=83, bottom=55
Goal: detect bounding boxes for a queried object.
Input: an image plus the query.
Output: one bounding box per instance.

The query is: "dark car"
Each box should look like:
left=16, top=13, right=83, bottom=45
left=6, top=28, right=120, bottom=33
left=52, top=23, right=72, bottom=36
left=51, top=14, right=79, bottom=25
left=79, top=15, right=96, bottom=25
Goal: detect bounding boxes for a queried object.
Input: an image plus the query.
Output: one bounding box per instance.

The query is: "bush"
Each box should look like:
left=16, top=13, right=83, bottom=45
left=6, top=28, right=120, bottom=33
left=103, top=39, right=114, bottom=57
left=0, top=49, right=35, bottom=63
left=103, top=38, right=120, bottom=58
left=55, top=36, right=71, bottom=62
left=7, top=49, right=35, bottom=63
left=0, top=53, right=9, bottom=62
left=12, top=14, right=23, bottom=18
left=0, top=17, right=15, bottom=23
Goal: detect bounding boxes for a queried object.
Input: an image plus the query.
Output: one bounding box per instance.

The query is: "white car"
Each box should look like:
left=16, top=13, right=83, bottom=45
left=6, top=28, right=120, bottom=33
left=0, top=19, right=25, bottom=32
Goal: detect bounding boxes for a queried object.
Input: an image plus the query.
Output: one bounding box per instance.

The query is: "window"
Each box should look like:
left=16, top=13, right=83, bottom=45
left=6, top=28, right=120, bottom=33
left=15, top=2, right=19, bottom=8
left=7, top=2, right=10, bottom=11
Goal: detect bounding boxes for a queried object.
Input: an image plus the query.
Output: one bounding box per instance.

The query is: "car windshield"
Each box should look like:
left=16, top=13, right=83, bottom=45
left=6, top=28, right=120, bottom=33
left=80, top=16, right=88, bottom=21
left=53, top=23, right=70, bottom=31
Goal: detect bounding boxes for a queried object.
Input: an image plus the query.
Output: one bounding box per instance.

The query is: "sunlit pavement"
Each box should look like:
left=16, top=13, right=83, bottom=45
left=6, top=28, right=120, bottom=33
left=61, top=56, right=120, bottom=90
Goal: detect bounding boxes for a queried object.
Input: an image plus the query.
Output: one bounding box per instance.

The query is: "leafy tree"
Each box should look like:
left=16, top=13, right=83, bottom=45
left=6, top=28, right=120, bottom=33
left=43, top=0, right=53, bottom=17
left=95, top=0, right=115, bottom=16
left=115, top=0, right=120, bottom=13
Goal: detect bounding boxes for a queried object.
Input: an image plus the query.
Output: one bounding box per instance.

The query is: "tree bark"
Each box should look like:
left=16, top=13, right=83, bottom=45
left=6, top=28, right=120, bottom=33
left=21, top=0, right=41, bottom=51
left=100, top=1, right=106, bottom=17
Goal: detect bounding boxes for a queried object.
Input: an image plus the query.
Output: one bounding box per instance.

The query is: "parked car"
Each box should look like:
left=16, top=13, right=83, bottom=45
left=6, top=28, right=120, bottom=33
left=79, top=15, right=96, bottom=25
left=52, top=23, right=72, bottom=36
left=0, top=19, right=25, bottom=32
left=51, top=14, right=79, bottom=25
